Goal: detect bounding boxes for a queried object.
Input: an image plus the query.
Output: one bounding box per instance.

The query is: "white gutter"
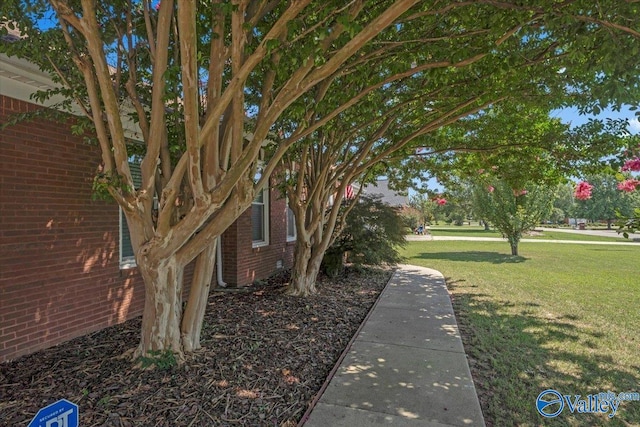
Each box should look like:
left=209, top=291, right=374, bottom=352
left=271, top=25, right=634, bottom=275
left=216, top=237, right=227, bottom=288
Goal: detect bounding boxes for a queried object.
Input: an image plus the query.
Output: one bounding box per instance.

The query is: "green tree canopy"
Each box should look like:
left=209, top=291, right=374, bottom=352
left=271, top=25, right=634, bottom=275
left=2, top=0, right=640, bottom=360
left=575, top=174, right=637, bottom=228
left=473, top=180, right=555, bottom=255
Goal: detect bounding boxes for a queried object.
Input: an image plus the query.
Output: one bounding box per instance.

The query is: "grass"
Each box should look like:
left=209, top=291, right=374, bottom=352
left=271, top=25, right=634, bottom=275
left=400, top=240, right=640, bottom=426
left=427, top=225, right=631, bottom=242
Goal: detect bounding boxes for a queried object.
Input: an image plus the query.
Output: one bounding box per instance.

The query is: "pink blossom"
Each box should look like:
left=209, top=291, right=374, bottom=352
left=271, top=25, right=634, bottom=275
left=488, top=186, right=494, bottom=193
left=478, top=169, right=485, bottom=174
left=513, top=189, right=527, bottom=196
left=617, top=179, right=640, bottom=192
left=621, top=157, right=640, bottom=172
left=574, top=181, right=593, bottom=200
left=436, top=198, right=447, bottom=205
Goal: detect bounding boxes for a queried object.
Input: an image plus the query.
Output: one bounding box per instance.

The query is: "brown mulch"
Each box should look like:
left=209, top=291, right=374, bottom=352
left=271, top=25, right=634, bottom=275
left=0, top=267, right=392, bottom=427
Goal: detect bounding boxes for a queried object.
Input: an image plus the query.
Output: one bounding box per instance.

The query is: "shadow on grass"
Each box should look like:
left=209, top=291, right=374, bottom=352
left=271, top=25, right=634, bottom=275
left=416, top=251, right=527, bottom=264
left=446, top=279, right=640, bottom=426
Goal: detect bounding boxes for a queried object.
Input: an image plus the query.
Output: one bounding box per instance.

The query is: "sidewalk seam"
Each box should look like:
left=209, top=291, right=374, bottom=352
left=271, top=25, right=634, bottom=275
left=353, top=339, right=467, bottom=355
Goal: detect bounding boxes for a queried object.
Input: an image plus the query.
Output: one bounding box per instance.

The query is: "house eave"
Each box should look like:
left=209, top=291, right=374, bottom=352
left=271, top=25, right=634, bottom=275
left=0, top=53, right=143, bottom=141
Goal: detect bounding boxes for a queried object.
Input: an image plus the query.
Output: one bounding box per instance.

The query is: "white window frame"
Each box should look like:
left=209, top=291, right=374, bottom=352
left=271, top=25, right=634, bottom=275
left=119, top=158, right=145, bottom=269
left=119, top=208, right=137, bottom=269
left=286, top=198, right=296, bottom=242
left=252, top=187, right=270, bottom=248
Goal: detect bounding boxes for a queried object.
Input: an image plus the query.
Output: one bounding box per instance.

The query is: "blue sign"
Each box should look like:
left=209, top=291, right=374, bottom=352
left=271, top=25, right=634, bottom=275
left=28, top=399, right=78, bottom=427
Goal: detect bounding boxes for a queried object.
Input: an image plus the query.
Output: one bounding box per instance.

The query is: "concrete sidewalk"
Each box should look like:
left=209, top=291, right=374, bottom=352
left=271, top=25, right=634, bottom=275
left=302, top=264, right=485, bottom=427
left=406, top=234, right=640, bottom=245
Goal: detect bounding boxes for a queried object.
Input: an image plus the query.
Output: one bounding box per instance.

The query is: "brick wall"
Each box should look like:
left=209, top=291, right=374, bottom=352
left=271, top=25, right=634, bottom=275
left=0, top=94, right=295, bottom=363
left=0, top=95, right=149, bottom=363
left=221, top=184, right=295, bottom=286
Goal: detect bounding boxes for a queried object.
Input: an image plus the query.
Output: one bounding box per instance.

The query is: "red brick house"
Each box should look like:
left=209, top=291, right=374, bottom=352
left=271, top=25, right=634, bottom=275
left=0, top=53, right=295, bottom=363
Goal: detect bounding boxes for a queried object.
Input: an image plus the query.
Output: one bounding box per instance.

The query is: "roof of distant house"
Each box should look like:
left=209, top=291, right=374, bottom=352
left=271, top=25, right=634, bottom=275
left=362, top=179, right=408, bottom=207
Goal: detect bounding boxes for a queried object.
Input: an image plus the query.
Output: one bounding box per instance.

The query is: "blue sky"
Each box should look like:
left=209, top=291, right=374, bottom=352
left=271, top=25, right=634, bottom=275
left=552, top=106, right=640, bottom=134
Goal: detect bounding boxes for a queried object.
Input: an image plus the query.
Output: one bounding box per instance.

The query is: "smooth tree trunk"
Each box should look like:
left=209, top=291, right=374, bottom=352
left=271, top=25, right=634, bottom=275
left=181, top=241, right=217, bottom=352
left=136, top=255, right=185, bottom=359
left=135, top=239, right=219, bottom=359
left=508, top=238, right=519, bottom=256
left=287, top=239, right=320, bottom=296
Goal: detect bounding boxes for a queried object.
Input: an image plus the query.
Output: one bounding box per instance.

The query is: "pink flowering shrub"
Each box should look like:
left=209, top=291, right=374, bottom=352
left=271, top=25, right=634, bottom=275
left=488, top=186, right=494, bottom=193
left=621, top=157, right=640, bottom=172
left=574, top=181, right=593, bottom=200
left=617, top=179, right=640, bottom=192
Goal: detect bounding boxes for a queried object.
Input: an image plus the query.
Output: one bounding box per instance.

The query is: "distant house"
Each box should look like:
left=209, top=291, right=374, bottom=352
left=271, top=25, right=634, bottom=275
left=362, top=179, right=409, bottom=207
left=0, top=53, right=294, bottom=363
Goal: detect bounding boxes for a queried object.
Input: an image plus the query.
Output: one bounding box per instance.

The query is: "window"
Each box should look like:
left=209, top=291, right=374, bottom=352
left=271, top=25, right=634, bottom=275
left=252, top=188, right=269, bottom=247
left=286, top=202, right=296, bottom=242
left=119, top=210, right=136, bottom=269
left=119, top=161, right=142, bottom=269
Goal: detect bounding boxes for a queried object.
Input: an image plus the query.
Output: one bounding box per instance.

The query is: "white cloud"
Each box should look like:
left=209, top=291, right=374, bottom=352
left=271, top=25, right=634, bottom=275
left=629, top=117, right=640, bottom=134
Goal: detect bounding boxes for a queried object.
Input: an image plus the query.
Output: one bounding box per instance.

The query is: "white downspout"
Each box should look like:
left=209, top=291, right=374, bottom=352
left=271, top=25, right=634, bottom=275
left=216, top=237, right=227, bottom=288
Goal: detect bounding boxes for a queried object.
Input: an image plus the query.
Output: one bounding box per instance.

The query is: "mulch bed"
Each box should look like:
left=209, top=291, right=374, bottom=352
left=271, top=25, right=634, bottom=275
left=1, top=267, right=392, bottom=427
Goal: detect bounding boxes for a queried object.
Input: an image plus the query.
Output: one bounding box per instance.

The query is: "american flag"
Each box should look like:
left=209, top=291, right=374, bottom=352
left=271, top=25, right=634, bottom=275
left=345, top=184, right=354, bottom=199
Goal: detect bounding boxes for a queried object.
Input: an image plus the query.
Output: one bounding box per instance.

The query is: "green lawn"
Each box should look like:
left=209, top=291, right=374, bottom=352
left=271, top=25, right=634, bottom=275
left=427, top=226, right=630, bottom=242
left=400, top=240, right=640, bottom=426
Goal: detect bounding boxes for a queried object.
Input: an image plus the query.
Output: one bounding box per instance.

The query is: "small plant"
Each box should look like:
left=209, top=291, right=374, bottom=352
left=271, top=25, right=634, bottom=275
left=91, top=170, right=131, bottom=201
left=137, top=349, right=178, bottom=370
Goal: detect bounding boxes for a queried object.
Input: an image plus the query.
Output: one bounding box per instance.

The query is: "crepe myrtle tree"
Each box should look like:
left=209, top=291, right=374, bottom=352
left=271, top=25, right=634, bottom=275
left=0, top=0, right=426, bottom=359
left=401, top=101, right=632, bottom=255
left=270, top=1, right=523, bottom=296
left=473, top=181, right=555, bottom=256
left=2, top=1, right=640, bottom=358
left=618, top=149, right=640, bottom=234
left=573, top=174, right=636, bottom=229
left=575, top=142, right=640, bottom=235
left=272, top=0, right=637, bottom=296
left=439, top=176, right=543, bottom=244
left=277, top=72, right=509, bottom=296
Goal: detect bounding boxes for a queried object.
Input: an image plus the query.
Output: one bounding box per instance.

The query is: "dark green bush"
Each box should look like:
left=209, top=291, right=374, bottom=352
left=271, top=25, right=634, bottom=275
left=322, top=194, right=407, bottom=277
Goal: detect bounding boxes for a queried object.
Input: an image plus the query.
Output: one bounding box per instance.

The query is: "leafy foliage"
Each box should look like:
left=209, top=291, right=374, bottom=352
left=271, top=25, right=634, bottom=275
left=472, top=181, right=555, bottom=255
left=323, top=195, right=406, bottom=277
left=3, top=0, right=640, bottom=355
left=574, top=174, right=636, bottom=227
left=91, top=170, right=131, bottom=201
left=618, top=208, right=640, bottom=238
